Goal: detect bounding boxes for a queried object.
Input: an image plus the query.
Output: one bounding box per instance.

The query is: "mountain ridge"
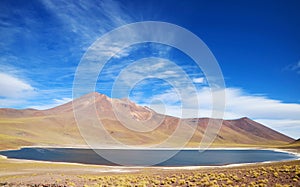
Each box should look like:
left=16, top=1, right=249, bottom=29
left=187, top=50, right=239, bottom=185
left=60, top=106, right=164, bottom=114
left=0, top=92, right=294, bottom=150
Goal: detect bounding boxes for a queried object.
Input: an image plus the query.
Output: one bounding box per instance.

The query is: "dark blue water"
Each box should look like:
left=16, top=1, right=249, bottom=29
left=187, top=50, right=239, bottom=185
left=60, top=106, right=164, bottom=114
left=0, top=148, right=297, bottom=166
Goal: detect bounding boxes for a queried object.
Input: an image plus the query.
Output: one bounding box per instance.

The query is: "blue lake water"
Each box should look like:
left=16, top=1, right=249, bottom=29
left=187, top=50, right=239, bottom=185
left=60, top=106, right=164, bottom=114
left=0, top=148, right=297, bottom=166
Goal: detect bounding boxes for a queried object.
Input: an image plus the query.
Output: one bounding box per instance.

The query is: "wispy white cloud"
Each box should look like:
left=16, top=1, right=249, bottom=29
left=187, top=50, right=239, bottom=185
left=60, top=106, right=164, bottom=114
left=223, top=88, right=300, bottom=119
left=0, top=98, right=29, bottom=108
left=0, top=65, right=73, bottom=108
left=255, top=119, right=300, bottom=139
left=193, top=77, right=205, bottom=84
left=41, top=0, right=135, bottom=50
left=0, top=72, right=36, bottom=98
left=110, top=58, right=198, bottom=99
left=150, top=90, right=181, bottom=105
left=28, top=97, right=72, bottom=110
left=117, top=58, right=191, bottom=85
left=0, top=71, right=38, bottom=108
left=284, top=61, right=300, bottom=74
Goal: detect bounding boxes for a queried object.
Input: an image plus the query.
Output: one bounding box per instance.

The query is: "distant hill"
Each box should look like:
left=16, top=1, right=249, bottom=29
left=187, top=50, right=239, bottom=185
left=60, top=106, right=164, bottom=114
left=0, top=92, right=294, bottom=150
left=289, top=139, right=300, bottom=147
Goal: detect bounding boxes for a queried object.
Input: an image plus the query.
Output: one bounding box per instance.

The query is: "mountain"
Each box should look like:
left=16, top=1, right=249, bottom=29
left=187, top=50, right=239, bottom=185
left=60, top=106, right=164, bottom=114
left=0, top=92, right=294, bottom=150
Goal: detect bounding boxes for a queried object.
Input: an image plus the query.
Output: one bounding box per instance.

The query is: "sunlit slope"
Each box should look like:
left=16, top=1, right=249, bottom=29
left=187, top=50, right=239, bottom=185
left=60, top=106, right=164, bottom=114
left=279, top=139, right=300, bottom=149
left=0, top=92, right=294, bottom=150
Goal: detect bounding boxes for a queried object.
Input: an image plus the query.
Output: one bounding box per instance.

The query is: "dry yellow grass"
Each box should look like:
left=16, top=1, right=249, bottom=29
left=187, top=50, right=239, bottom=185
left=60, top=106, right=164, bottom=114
left=0, top=156, right=299, bottom=186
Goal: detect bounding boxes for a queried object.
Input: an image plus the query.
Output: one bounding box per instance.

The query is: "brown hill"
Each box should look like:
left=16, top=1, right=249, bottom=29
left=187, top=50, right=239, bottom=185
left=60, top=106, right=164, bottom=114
left=0, top=92, right=294, bottom=150
left=287, top=139, right=300, bottom=148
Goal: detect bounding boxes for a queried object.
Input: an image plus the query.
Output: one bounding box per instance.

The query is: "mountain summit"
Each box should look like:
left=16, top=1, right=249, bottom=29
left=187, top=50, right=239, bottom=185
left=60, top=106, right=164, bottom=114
left=0, top=92, right=294, bottom=150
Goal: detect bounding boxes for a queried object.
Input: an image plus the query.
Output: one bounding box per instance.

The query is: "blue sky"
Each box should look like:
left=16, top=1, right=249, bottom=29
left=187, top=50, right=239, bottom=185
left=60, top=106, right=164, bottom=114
left=0, top=0, right=300, bottom=138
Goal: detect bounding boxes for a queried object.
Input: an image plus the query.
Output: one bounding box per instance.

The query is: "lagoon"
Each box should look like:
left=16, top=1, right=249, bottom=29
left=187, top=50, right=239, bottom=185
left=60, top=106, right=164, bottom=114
left=0, top=148, right=297, bottom=166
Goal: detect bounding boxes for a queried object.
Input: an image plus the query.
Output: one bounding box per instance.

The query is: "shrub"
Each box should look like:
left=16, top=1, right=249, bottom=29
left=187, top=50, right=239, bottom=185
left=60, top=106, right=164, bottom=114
left=178, top=179, right=185, bottom=185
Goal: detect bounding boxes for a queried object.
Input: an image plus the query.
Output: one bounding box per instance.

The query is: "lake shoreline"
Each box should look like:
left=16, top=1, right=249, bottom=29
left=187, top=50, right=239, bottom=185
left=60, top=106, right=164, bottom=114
left=0, top=146, right=299, bottom=169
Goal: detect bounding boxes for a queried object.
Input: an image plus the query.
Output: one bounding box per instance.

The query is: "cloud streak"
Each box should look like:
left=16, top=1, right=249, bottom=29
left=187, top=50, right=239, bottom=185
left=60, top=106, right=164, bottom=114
left=41, top=0, right=136, bottom=51
left=193, top=77, right=205, bottom=84
left=28, top=97, right=72, bottom=110
left=0, top=72, right=36, bottom=98
left=284, top=61, right=300, bottom=74
left=0, top=71, right=38, bottom=108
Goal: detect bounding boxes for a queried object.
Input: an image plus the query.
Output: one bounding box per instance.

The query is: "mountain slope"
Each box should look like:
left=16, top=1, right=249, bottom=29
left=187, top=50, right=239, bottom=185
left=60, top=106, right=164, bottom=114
left=283, top=138, right=300, bottom=148
left=0, top=92, right=294, bottom=150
